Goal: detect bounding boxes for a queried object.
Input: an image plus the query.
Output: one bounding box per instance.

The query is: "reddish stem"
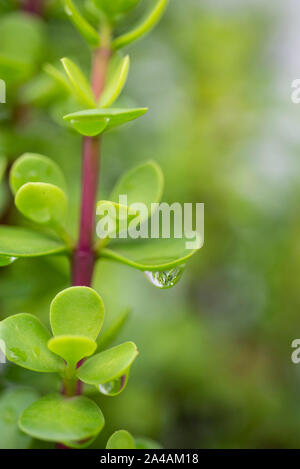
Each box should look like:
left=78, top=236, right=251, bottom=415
left=72, top=43, right=111, bottom=288
left=70, top=31, right=111, bottom=404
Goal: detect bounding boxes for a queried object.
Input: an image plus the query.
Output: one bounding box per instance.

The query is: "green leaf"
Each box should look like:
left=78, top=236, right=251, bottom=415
left=15, top=182, right=67, bottom=226
left=101, top=234, right=202, bottom=271
left=64, top=107, right=148, bottom=136
left=106, top=430, right=136, bottom=449
left=0, top=314, right=65, bottom=373
left=10, top=153, right=66, bottom=196
left=113, top=0, right=168, bottom=50
left=0, top=156, right=7, bottom=183
left=61, top=57, right=96, bottom=108
left=0, top=226, right=68, bottom=258
left=0, top=388, right=39, bottom=449
left=99, top=54, right=130, bottom=108
left=50, top=287, right=104, bottom=340
left=65, top=115, right=109, bottom=137
left=63, top=0, right=100, bottom=47
left=97, top=308, right=129, bottom=350
left=96, top=161, right=163, bottom=239
left=48, top=336, right=97, bottom=369
left=93, top=0, right=140, bottom=18
left=77, top=341, right=138, bottom=387
left=19, top=394, right=105, bottom=443
left=0, top=255, right=17, bottom=267
left=110, top=160, right=163, bottom=218
left=135, top=437, right=163, bottom=449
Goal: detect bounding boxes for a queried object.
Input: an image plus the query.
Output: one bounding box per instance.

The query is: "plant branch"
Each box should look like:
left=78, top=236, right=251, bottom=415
left=72, top=34, right=111, bottom=287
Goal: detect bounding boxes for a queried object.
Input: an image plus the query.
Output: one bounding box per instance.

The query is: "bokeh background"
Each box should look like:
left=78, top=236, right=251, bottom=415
left=1, top=0, right=300, bottom=449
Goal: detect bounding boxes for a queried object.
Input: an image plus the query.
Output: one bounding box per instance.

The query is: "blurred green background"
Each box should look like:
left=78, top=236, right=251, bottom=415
left=1, top=0, right=300, bottom=449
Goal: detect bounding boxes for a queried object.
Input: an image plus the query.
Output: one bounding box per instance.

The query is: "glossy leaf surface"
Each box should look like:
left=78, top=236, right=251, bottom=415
left=0, top=314, right=65, bottom=373
left=15, top=182, right=67, bottom=226
left=10, top=153, right=66, bottom=195
left=77, top=342, right=138, bottom=385
left=48, top=335, right=96, bottom=369
left=61, top=57, right=95, bottom=108
left=101, top=234, right=201, bottom=271
left=64, top=107, right=147, bottom=136
left=50, top=287, right=104, bottom=340
left=19, top=394, right=104, bottom=443
left=0, top=226, right=67, bottom=258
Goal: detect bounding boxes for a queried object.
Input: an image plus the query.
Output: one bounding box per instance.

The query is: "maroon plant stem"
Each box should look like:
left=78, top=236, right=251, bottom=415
left=72, top=137, right=100, bottom=287
left=72, top=42, right=111, bottom=289
left=22, top=0, right=43, bottom=15
left=68, top=31, right=111, bottom=410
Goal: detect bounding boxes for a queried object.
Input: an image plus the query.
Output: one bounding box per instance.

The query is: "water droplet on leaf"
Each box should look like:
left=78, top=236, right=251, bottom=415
left=98, top=374, right=127, bottom=396
left=144, top=265, right=185, bottom=289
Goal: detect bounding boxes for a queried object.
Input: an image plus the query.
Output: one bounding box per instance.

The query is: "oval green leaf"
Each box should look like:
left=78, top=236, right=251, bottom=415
left=77, top=341, right=138, bottom=386
left=61, top=57, right=96, bottom=108
left=101, top=234, right=202, bottom=271
left=106, top=430, right=136, bottom=449
left=63, top=0, right=100, bottom=47
left=48, top=335, right=97, bottom=369
left=99, top=54, right=130, bottom=108
left=0, top=388, right=39, bottom=449
left=0, top=314, right=65, bottom=373
left=0, top=226, right=68, bottom=258
left=50, top=286, right=105, bottom=340
left=15, top=182, right=67, bottom=226
left=113, top=0, right=168, bottom=50
left=10, top=153, right=66, bottom=195
left=64, top=107, right=148, bottom=136
left=19, top=394, right=105, bottom=443
left=110, top=160, right=164, bottom=216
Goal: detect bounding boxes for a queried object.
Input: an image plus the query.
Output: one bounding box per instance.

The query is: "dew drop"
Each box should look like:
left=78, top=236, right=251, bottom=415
left=98, top=374, right=127, bottom=396
left=144, top=265, right=185, bottom=289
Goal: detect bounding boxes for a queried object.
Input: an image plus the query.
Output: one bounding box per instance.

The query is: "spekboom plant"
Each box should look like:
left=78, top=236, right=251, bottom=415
left=0, top=0, right=201, bottom=449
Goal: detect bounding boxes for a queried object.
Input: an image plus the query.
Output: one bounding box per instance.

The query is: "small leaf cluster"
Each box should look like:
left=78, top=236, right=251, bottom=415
left=0, top=286, right=138, bottom=446
left=43, top=0, right=169, bottom=137
left=0, top=151, right=199, bottom=271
